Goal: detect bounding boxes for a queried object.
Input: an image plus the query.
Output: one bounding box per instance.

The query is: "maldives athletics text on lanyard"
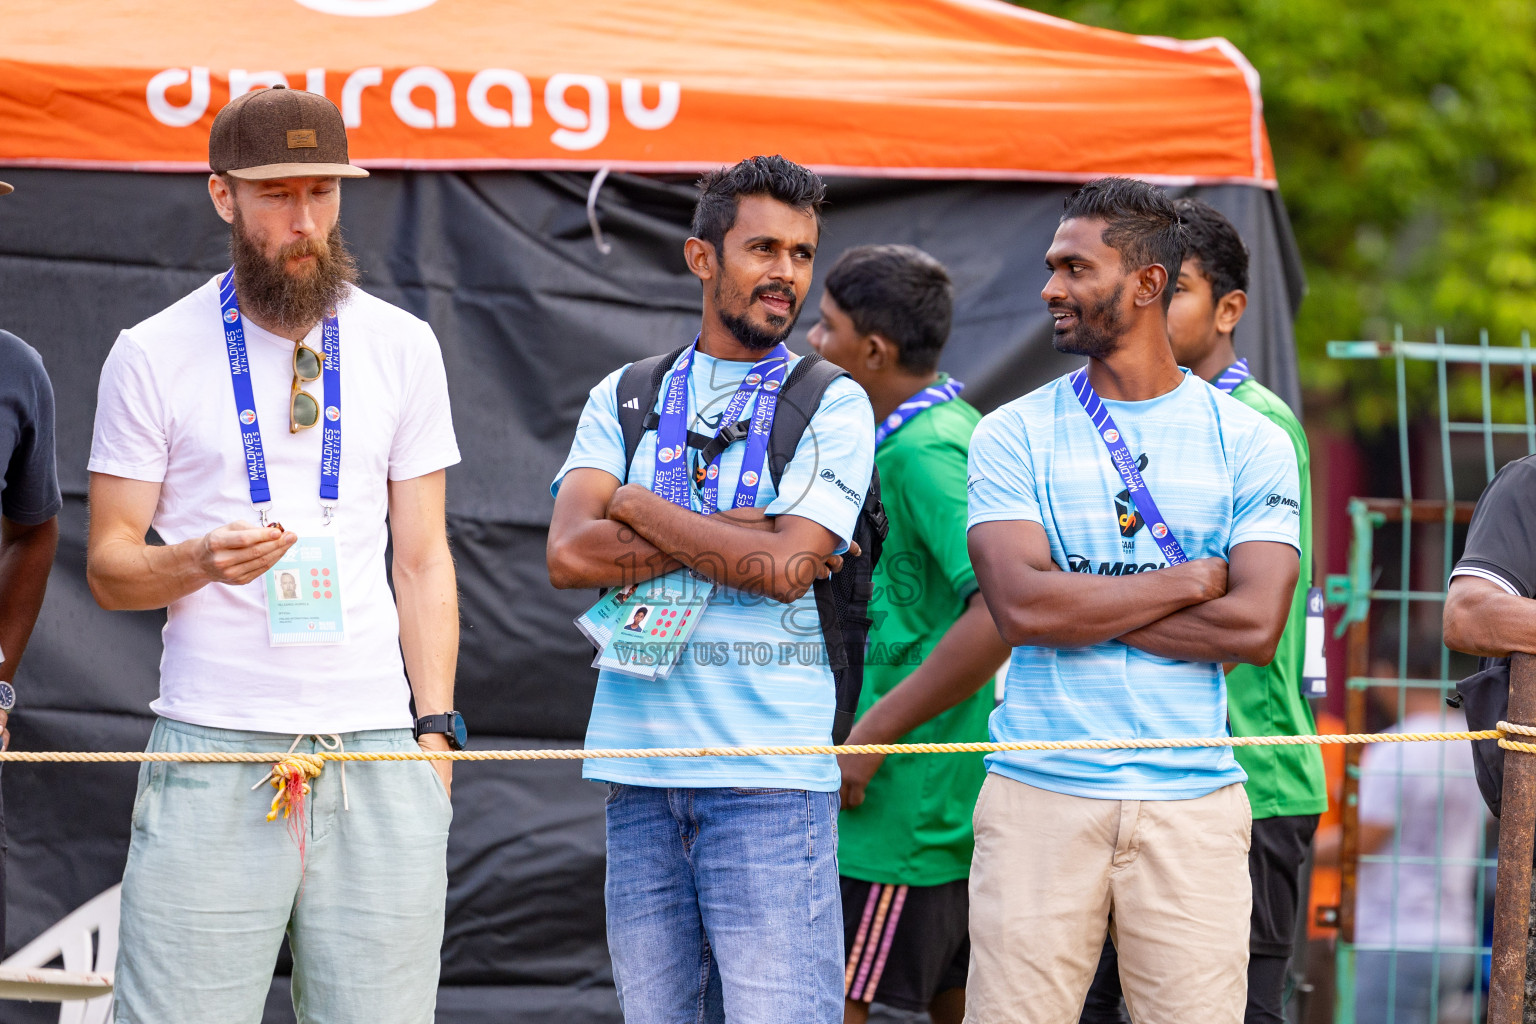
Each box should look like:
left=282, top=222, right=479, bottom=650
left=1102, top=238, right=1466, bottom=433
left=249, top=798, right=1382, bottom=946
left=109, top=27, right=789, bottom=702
left=1069, top=368, right=1188, bottom=566
left=652, top=339, right=789, bottom=514
left=875, top=376, right=965, bottom=448
left=219, top=269, right=347, bottom=647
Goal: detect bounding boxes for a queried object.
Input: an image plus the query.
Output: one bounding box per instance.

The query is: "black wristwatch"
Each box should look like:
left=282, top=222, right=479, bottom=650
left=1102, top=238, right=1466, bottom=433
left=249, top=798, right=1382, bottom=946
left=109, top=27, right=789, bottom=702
left=415, top=711, right=468, bottom=751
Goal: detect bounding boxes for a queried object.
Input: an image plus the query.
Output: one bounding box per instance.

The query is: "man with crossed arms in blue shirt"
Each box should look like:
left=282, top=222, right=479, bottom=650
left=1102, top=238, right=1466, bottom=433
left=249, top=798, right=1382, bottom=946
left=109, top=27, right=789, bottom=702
left=547, top=155, right=875, bottom=1024
left=963, top=178, right=1302, bottom=1023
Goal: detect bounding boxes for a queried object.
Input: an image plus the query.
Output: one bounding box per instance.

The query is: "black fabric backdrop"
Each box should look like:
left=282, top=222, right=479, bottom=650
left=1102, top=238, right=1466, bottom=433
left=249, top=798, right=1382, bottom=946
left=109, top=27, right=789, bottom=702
left=0, top=167, right=1304, bottom=1022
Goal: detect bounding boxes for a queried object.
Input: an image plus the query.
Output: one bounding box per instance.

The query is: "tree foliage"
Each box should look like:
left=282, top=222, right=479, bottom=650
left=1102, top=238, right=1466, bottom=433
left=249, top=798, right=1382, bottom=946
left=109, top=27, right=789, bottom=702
left=1023, top=0, right=1536, bottom=428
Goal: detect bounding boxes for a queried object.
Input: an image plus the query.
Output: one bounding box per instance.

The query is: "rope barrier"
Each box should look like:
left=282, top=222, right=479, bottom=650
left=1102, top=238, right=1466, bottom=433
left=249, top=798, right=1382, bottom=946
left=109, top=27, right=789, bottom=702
left=9, top=726, right=1523, bottom=835
left=1495, top=719, right=1536, bottom=754
left=0, top=725, right=1521, bottom=764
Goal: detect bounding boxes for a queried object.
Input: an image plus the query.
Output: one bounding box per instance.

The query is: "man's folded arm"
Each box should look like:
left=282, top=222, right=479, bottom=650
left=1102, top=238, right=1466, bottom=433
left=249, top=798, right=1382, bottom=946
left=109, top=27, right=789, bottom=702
left=546, top=468, right=683, bottom=590
left=606, top=483, right=840, bottom=604
left=1118, top=540, right=1298, bottom=664
left=967, top=518, right=1227, bottom=649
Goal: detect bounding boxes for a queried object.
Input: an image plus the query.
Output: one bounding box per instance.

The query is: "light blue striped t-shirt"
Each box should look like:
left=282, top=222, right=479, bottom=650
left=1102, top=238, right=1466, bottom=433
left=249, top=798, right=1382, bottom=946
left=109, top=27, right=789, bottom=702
left=553, top=348, right=876, bottom=790
left=966, top=370, right=1301, bottom=800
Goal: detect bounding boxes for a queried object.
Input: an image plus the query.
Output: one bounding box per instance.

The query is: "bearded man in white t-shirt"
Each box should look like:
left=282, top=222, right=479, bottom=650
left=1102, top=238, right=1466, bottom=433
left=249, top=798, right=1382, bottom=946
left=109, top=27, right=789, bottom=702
left=86, top=86, right=462, bottom=1023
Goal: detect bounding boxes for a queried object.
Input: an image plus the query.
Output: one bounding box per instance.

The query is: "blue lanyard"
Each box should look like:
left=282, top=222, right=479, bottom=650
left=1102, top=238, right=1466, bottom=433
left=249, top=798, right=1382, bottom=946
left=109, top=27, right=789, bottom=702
left=319, top=310, right=341, bottom=513
left=1069, top=368, right=1187, bottom=565
left=653, top=340, right=788, bottom=514
left=1212, top=358, right=1251, bottom=394
left=219, top=269, right=341, bottom=522
left=875, top=376, right=965, bottom=448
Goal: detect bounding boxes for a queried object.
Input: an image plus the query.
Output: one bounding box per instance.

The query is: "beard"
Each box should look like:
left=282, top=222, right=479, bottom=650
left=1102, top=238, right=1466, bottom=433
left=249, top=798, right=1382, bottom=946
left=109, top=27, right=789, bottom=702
left=713, top=274, right=802, bottom=352
left=1051, top=283, right=1126, bottom=359
left=230, top=209, right=358, bottom=334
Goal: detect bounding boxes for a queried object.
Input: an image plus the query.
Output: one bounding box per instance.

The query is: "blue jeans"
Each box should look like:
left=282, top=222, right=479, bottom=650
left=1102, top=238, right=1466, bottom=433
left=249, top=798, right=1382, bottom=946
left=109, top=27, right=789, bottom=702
left=603, top=784, right=843, bottom=1024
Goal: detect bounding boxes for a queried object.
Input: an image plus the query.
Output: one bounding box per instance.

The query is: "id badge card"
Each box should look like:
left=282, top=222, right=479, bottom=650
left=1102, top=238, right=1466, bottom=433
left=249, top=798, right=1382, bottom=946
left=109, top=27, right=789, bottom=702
left=575, top=584, right=635, bottom=652
left=264, top=534, right=346, bottom=646
left=1301, top=586, right=1328, bottom=698
left=585, top=568, right=714, bottom=681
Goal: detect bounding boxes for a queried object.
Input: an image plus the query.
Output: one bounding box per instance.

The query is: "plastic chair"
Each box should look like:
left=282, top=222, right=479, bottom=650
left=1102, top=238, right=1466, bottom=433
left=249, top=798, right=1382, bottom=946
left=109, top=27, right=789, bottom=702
left=0, top=884, right=119, bottom=1024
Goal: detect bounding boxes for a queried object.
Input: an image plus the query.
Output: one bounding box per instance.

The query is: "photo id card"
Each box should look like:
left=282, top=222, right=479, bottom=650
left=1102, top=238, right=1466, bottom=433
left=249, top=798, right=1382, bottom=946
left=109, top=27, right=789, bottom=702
left=264, top=535, right=346, bottom=646
left=580, top=568, right=714, bottom=681
left=575, top=584, right=634, bottom=653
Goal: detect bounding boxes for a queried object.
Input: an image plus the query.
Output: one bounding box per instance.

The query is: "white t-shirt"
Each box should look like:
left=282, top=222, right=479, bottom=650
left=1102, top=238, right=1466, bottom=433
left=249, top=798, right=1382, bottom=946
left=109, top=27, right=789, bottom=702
left=1356, top=710, right=1487, bottom=948
left=89, top=276, right=460, bottom=734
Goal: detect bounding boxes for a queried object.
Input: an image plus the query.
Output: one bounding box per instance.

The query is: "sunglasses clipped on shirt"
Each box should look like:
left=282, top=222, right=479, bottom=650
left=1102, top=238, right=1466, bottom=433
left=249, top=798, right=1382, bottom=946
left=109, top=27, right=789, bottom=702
left=290, top=342, right=324, bottom=433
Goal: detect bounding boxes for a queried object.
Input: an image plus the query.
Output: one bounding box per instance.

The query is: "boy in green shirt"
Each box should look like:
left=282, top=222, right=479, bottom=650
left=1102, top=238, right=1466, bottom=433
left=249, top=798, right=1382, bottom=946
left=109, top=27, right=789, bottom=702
left=808, top=245, right=1012, bottom=1024
left=1081, top=199, right=1328, bottom=1024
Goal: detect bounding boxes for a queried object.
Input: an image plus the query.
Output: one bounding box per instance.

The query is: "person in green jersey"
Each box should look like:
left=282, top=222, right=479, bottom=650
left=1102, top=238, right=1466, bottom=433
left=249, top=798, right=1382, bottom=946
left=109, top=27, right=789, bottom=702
left=1080, top=199, right=1328, bottom=1024
left=808, top=245, right=1012, bottom=1024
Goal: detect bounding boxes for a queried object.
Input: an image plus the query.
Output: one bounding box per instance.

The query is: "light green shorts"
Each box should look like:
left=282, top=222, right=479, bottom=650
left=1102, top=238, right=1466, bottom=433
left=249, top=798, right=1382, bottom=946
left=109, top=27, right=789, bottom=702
left=114, top=717, right=452, bottom=1024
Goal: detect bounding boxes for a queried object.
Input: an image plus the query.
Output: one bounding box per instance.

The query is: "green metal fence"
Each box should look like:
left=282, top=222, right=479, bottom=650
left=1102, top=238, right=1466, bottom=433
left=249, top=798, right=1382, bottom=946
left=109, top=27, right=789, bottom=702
left=1324, top=329, right=1536, bottom=1024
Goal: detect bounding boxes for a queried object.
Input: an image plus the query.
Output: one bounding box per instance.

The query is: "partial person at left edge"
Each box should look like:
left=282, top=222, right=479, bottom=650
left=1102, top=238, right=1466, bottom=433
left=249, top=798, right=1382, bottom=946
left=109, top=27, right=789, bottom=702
left=0, top=174, right=65, bottom=953
left=85, top=87, right=462, bottom=1024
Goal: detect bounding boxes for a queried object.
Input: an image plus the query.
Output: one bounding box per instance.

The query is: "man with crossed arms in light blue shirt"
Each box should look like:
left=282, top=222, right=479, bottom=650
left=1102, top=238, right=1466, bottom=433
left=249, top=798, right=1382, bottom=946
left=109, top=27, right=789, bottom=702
left=963, top=178, right=1301, bottom=1023
left=547, top=155, right=875, bottom=1024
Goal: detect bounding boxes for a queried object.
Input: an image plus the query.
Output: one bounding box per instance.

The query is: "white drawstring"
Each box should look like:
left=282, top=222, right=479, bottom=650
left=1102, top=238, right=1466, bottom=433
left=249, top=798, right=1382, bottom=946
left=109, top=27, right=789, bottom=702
left=315, top=734, right=349, bottom=811
left=250, top=733, right=349, bottom=811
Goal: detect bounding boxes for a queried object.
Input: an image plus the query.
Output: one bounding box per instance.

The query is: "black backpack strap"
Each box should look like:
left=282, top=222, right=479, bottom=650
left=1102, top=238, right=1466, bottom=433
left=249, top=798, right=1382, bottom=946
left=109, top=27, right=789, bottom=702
left=615, top=345, right=690, bottom=482
left=766, top=351, right=846, bottom=489
left=636, top=414, right=746, bottom=458
left=760, top=352, right=858, bottom=673
left=696, top=419, right=753, bottom=468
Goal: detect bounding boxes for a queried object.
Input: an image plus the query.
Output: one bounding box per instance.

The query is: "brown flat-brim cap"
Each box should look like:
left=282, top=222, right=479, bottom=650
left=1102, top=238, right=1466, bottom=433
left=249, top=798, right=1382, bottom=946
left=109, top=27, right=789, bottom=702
left=210, top=86, right=368, bottom=181
left=0, top=182, right=12, bottom=196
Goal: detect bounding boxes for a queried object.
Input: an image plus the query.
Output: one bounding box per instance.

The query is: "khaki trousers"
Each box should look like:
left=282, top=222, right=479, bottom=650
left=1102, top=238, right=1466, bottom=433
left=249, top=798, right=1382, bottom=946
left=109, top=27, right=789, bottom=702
left=964, top=774, right=1252, bottom=1024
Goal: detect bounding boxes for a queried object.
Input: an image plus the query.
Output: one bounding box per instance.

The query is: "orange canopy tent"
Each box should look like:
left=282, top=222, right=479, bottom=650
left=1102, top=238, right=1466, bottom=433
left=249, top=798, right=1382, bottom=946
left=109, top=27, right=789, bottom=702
left=2, top=0, right=1274, bottom=185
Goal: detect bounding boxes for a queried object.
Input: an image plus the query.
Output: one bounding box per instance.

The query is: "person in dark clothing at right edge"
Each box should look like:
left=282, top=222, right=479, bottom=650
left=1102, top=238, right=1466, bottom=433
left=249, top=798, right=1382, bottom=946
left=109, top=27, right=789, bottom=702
left=1442, top=454, right=1536, bottom=1024
left=1080, top=200, right=1327, bottom=1024
left=0, top=176, right=66, bottom=950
